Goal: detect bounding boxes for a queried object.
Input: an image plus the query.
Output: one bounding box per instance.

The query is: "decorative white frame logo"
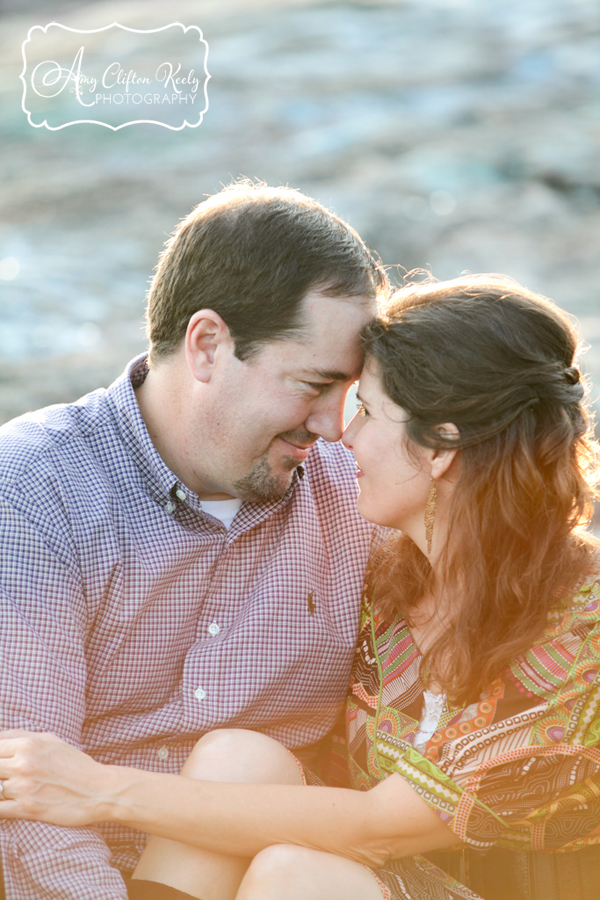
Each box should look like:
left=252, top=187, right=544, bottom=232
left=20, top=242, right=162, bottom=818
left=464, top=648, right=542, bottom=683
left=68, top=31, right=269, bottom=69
left=20, top=22, right=210, bottom=130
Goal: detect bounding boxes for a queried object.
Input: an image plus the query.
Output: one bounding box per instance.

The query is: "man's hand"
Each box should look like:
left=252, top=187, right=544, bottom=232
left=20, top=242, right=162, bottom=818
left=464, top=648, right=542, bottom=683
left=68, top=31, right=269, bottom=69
left=0, top=730, right=108, bottom=827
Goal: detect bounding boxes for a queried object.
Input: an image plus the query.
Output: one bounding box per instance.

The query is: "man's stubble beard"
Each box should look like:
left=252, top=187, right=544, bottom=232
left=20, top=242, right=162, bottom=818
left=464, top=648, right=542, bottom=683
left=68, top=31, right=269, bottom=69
left=233, top=428, right=318, bottom=502
left=233, top=454, right=298, bottom=503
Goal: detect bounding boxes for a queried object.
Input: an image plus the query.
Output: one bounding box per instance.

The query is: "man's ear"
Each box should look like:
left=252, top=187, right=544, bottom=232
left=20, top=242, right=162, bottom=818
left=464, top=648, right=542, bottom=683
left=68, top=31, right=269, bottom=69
left=430, top=422, right=460, bottom=480
left=185, top=309, right=234, bottom=383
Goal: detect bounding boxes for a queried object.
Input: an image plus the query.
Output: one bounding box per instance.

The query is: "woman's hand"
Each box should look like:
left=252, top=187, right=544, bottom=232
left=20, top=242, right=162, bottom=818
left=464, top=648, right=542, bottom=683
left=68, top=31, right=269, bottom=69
left=0, top=730, right=462, bottom=866
left=0, top=730, right=111, bottom=827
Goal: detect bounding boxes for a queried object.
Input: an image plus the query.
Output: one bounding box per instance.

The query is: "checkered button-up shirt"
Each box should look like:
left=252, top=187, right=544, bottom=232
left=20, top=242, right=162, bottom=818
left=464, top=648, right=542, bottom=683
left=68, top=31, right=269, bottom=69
left=0, top=355, right=373, bottom=899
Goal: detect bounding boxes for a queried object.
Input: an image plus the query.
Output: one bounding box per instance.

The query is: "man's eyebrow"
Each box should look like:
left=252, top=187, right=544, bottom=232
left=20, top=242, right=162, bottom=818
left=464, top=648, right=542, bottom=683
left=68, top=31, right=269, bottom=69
left=303, top=368, right=355, bottom=382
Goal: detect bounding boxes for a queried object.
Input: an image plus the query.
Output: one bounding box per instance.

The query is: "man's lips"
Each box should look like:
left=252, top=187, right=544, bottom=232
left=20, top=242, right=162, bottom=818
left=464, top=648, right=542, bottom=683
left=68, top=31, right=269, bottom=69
left=277, top=437, right=315, bottom=462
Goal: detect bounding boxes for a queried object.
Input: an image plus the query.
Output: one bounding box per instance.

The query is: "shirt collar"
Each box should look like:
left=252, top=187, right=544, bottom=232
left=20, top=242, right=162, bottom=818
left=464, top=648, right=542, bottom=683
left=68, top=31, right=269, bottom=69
left=107, top=354, right=180, bottom=504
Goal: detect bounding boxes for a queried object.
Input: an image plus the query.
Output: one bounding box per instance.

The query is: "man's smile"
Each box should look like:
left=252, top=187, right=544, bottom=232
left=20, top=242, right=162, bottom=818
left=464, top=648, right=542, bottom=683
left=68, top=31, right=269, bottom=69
left=276, top=436, right=316, bottom=463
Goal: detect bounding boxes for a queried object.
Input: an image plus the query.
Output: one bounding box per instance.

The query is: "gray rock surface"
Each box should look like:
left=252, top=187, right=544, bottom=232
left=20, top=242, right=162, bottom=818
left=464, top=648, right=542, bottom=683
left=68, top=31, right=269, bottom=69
left=0, top=0, right=599, bottom=433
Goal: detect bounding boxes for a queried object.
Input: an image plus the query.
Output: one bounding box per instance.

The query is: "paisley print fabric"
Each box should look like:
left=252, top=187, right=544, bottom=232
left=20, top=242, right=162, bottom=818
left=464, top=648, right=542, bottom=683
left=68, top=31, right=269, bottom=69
left=340, top=574, right=600, bottom=898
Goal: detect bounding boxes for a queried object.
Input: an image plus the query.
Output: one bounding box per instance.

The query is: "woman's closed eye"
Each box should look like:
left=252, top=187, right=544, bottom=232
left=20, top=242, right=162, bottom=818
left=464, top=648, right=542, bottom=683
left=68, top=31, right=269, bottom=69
left=356, top=401, right=369, bottom=417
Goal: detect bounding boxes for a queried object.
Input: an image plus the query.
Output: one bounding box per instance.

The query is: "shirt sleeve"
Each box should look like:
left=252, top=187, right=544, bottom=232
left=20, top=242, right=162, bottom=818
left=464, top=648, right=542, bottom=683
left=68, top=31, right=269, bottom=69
left=0, top=497, right=129, bottom=899
left=391, top=741, right=600, bottom=852
left=387, top=609, right=600, bottom=853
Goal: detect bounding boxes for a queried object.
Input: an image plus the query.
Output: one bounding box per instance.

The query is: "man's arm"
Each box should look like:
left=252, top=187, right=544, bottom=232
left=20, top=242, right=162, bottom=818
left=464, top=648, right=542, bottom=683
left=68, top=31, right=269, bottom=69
left=0, top=498, right=129, bottom=899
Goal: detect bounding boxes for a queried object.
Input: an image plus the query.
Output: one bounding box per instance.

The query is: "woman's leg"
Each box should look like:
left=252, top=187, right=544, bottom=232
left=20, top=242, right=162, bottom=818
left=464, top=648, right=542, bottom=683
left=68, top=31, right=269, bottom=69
left=236, top=844, right=386, bottom=900
left=132, top=729, right=305, bottom=900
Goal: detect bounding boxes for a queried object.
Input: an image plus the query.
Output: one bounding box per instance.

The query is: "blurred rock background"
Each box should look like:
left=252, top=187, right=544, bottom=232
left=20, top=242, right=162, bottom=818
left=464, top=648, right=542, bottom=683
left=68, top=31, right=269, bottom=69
left=0, top=0, right=599, bottom=435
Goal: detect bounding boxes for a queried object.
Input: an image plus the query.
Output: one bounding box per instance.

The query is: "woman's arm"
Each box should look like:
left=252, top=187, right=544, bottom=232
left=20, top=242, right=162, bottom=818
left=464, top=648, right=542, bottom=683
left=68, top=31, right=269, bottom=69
left=0, top=731, right=460, bottom=869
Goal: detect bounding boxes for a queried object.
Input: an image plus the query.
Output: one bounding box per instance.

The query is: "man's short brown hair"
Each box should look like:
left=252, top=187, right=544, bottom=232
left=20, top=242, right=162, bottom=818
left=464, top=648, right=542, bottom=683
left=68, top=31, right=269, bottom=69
left=146, top=181, right=387, bottom=362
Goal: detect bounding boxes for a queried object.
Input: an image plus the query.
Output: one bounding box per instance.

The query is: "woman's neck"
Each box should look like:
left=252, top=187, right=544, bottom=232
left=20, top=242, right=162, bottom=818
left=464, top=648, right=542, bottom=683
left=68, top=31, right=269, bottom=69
left=407, top=590, right=453, bottom=695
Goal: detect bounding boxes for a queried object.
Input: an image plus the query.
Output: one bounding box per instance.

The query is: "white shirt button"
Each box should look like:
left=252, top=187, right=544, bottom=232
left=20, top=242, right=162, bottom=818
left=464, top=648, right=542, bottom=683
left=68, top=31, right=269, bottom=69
left=157, top=746, right=169, bottom=760
left=165, top=501, right=175, bottom=513
left=208, top=622, right=220, bottom=636
left=194, top=687, right=206, bottom=701
left=175, top=489, right=186, bottom=501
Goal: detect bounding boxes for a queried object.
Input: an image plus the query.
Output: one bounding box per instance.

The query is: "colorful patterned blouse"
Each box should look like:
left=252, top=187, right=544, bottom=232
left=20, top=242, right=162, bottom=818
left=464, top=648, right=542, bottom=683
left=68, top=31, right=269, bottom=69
left=343, top=574, right=600, bottom=897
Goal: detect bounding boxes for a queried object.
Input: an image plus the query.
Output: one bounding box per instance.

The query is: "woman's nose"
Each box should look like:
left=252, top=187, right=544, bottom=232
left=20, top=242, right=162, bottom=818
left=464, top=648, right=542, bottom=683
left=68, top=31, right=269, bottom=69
left=341, top=413, right=361, bottom=451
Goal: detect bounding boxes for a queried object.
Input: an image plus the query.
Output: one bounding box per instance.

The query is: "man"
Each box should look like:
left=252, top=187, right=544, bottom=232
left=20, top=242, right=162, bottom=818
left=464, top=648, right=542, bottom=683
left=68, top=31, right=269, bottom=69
left=0, top=182, right=388, bottom=898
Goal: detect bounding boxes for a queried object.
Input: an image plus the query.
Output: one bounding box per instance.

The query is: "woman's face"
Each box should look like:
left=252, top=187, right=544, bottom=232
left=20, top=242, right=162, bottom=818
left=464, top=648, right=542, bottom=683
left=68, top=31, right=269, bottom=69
left=342, top=362, right=431, bottom=533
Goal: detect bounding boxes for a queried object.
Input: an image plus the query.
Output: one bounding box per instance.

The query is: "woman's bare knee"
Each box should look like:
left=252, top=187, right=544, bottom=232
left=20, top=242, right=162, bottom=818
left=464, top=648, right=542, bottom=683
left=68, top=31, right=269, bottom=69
left=237, top=845, right=385, bottom=900
left=182, top=729, right=305, bottom=785
left=237, top=845, right=309, bottom=899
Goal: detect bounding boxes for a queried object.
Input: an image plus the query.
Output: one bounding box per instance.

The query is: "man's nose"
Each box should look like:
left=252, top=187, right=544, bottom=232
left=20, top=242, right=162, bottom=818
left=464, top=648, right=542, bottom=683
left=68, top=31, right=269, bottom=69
left=304, top=389, right=347, bottom=443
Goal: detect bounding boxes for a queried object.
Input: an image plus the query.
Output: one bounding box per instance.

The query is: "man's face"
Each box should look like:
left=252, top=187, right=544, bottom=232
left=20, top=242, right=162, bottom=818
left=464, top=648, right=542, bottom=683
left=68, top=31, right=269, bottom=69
left=197, top=292, right=375, bottom=501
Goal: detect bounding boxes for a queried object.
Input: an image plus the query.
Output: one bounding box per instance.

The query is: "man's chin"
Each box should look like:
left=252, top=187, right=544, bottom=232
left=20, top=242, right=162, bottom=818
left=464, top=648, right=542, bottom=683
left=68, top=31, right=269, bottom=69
left=233, top=457, right=297, bottom=503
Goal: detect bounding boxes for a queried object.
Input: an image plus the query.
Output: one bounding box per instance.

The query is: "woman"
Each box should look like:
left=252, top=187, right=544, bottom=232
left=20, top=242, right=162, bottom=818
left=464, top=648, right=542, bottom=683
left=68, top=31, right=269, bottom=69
left=0, top=274, right=598, bottom=900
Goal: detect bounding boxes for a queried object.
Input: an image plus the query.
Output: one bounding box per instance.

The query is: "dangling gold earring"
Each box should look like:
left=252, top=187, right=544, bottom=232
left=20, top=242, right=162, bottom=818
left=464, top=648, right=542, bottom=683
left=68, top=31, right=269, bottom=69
left=424, top=478, right=437, bottom=555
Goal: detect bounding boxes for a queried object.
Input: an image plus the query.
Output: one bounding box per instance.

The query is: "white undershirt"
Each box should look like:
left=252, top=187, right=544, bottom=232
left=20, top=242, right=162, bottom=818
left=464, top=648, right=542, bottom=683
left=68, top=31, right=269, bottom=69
left=413, top=690, right=446, bottom=752
left=201, top=498, right=243, bottom=530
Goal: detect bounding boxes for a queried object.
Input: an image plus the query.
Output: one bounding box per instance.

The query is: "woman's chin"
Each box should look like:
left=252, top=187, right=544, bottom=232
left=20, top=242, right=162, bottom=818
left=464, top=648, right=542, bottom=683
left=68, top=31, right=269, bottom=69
left=356, top=497, right=396, bottom=529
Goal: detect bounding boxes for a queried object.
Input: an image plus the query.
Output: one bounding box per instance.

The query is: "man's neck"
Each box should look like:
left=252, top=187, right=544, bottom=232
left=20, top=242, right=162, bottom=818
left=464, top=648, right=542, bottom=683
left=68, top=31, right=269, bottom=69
left=134, top=360, right=233, bottom=500
left=134, top=363, right=183, bottom=476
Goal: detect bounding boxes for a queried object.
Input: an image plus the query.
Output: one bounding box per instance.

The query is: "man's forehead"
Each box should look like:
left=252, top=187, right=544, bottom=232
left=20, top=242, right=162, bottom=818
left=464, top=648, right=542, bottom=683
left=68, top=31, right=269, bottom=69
left=283, top=296, right=372, bottom=377
left=300, top=293, right=374, bottom=339
left=301, top=290, right=377, bottom=320
left=243, top=292, right=373, bottom=379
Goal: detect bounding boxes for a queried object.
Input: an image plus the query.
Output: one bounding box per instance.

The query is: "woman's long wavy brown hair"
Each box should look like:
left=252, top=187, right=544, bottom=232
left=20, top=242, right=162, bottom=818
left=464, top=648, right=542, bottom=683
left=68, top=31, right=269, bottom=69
left=363, top=274, right=600, bottom=706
